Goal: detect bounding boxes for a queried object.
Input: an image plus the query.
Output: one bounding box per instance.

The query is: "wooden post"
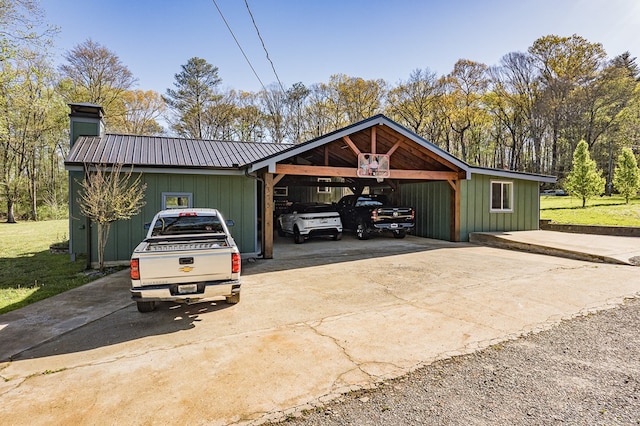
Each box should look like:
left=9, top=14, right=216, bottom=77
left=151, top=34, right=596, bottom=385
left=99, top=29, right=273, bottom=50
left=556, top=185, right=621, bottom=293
left=263, top=172, right=274, bottom=259
left=371, top=126, right=377, bottom=154
left=449, top=179, right=461, bottom=242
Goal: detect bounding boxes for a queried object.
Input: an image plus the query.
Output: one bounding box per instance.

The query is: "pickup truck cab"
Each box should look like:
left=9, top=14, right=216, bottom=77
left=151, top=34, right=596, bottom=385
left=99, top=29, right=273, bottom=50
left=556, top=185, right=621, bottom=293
left=130, top=208, right=241, bottom=312
left=335, top=194, right=415, bottom=240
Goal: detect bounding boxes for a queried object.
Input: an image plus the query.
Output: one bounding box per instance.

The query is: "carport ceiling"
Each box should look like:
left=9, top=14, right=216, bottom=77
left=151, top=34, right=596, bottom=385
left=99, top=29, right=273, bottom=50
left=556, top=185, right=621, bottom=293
left=293, top=125, right=457, bottom=172
left=276, top=124, right=467, bottom=187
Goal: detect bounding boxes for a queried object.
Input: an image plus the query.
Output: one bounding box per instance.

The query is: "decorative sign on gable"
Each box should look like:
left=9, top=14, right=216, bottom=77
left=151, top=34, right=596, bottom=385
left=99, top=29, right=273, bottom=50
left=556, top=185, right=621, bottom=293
left=357, top=153, right=390, bottom=178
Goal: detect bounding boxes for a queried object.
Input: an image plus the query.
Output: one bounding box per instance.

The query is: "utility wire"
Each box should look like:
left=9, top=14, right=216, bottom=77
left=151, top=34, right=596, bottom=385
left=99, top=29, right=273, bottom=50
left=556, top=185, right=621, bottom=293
left=244, top=0, right=287, bottom=94
left=211, top=0, right=268, bottom=92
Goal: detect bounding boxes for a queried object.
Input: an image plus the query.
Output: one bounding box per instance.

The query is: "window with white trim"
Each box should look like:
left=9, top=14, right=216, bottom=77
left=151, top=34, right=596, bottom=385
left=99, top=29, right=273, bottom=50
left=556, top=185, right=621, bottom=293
left=490, top=181, right=513, bottom=212
left=317, top=178, right=331, bottom=194
left=162, top=192, right=192, bottom=209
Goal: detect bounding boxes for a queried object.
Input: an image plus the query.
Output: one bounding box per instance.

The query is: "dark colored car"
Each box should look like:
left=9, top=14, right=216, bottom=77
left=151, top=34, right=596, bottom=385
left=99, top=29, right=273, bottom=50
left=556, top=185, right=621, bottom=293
left=335, top=194, right=415, bottom=240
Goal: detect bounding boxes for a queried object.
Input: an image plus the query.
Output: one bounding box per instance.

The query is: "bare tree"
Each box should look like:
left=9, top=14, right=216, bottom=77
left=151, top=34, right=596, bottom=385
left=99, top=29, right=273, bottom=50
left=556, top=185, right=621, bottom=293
left=77, top=163, right=146, bottom=271
left=59, top=39, right=137, bottom=129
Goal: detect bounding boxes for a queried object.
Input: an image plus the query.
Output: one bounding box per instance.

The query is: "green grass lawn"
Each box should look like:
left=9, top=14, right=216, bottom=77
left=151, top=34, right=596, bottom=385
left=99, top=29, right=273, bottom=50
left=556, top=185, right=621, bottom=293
left=540, top=195, right=640, bottom=227
left=0, top=219, right=95, bottom=315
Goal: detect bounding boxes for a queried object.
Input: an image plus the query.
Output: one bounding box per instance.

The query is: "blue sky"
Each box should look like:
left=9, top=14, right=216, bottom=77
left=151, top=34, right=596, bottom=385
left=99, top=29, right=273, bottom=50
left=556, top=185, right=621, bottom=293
left=41, top=0, right=640, bottom=95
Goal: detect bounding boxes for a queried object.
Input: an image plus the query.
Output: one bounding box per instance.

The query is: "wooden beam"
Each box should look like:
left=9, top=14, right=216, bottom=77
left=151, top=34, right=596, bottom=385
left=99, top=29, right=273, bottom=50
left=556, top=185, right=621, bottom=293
left=386, top=139, right=402, bottom=156
left=389, top=169, right=459, bottom=180
left=450, top=179, right=461, bottom=242
left=342, top=136, right=361, bottom=156
left=275, top=163, right=459, bottom=181
left=324, top=145, right=329, bottom=166
left=263, top=172, right=274, bottom=259
left=371, top=126, right=377, bottom=154
left=276, top=164, right=358, bottom=178
left=273, top=174, right=285, bottom=186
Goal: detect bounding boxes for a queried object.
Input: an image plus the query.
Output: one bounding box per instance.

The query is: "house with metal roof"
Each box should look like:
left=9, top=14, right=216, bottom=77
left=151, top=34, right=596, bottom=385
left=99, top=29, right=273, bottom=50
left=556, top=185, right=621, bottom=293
left=65, top=103, right=555, bottom=266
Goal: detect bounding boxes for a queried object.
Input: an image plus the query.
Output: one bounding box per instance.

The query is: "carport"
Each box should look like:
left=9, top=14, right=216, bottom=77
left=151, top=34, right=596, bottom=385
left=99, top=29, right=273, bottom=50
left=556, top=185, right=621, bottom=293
left=248, top=115, right=470, bottom=259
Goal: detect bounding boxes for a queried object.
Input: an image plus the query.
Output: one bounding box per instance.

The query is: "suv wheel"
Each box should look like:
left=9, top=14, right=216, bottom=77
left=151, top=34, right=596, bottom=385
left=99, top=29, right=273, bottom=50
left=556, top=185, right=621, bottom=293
left=332, top=232, right=342, bottom=241
left=293, top=227, right=305, bottom=244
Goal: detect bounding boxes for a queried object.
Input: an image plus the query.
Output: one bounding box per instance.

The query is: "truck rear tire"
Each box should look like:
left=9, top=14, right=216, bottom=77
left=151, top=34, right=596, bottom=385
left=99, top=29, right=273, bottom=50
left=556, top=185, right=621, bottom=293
left=356, top=222, right=370, bottom=240
left=136, top=301, right=156, bottom=313
left=393, top=230, right=407, bottom=239
left=226, top=292, right=240, bottom=304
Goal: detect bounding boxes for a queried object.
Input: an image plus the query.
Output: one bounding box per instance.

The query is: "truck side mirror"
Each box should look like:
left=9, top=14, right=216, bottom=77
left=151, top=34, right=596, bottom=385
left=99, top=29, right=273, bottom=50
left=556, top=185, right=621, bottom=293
left=226, top=219, right=235, bottom=227
left=144, top=222, right=151, bottom=230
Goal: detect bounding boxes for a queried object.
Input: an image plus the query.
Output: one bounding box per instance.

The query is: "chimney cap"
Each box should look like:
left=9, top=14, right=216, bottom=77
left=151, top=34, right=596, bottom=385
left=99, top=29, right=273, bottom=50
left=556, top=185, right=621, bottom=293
left=68, top=103, right=104, bottom=118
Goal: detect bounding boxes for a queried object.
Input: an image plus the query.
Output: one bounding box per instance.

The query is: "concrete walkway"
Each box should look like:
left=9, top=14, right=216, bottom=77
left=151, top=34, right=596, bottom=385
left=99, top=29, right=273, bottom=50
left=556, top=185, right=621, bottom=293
left=470, top=230, right=640, bottom=266
left=0, top=232, right=639, bottom=425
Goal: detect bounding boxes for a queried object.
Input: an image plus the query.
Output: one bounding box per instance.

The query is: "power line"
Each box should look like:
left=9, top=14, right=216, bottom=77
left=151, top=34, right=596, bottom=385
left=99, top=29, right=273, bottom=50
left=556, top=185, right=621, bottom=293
left=211, top=0, right=268, bottom=92
left=244, top=0, right=286, bottom=94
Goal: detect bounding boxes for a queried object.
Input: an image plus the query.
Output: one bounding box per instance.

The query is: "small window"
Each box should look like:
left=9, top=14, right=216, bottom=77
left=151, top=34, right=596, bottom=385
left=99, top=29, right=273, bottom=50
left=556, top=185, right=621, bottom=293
left=317, top=178, right=331, bottom=194
left=274, top=186, right=288, bottom=197
left=162, top=192, right=192, bottom=209
left=490, top=181, right=513, bottom=212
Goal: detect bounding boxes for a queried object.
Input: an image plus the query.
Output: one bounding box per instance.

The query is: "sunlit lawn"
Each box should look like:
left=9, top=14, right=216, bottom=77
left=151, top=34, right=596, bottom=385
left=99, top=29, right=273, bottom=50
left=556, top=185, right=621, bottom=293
left=0, top=219, right=94, bottom=315
left=540, top=195, right=640, bottom=227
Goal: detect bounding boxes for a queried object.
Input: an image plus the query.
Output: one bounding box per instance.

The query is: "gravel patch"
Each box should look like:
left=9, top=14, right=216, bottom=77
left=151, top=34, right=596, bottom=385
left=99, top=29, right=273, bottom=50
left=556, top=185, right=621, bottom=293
left=271, top=297, right=640, bottom=425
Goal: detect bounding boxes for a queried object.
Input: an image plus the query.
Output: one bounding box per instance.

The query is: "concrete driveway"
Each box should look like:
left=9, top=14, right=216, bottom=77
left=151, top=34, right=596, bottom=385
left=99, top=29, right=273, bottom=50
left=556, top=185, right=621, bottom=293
left=1, top=233, right=639, bottom=425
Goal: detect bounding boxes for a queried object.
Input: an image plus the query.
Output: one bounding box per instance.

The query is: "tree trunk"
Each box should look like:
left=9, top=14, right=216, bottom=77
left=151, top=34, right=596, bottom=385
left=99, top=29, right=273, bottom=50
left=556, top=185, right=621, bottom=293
left=96, top=222, right=111, bottom=272
left=6, top=198, right=16, bottom=223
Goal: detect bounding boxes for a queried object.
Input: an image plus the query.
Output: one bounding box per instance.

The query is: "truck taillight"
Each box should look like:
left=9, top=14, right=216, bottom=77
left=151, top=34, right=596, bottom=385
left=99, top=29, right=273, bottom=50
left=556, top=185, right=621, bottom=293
left=411, top=209, right=415, bottom=220
left=371, top=210, right=378, bottom=221
left=232, top=252, right=241, bottom=273
left=130, top=259, right=140, bottom=280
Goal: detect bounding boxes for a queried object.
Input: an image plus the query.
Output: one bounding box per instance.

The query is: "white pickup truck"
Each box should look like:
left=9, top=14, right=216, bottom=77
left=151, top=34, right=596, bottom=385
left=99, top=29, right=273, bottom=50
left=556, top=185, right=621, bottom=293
left=130, top=208, right=241, bottom=312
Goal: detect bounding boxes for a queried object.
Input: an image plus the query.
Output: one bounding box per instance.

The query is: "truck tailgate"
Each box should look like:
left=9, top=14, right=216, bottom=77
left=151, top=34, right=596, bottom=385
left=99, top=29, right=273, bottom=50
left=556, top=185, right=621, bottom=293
left=137, top=245, right=233, bottom=285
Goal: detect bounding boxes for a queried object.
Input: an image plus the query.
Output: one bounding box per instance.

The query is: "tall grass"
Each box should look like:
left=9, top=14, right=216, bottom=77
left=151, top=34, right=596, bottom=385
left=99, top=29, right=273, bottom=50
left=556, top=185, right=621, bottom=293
left=0, top=219, right=93, bottom=315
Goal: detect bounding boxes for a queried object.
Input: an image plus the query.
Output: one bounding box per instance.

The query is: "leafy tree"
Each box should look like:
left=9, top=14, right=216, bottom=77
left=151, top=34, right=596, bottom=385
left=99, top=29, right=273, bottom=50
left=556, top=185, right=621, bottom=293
left=118, top=89, right=166, bottom=135
left=0, top=0, right=57, bottom=61
left=613, top=147, right=640, bottom=203
left=0, top=49, right=66, bottom=222
left=163, top=57, right=222, bottom=139
left=442, top=59, right=489, bottom=163
left=385, top=68, right=441, bottom=137
left=77, top=163, right=146, bottom=271
left=528, top=34, right=607, bottom=176
left=285, top=82, right=309, bottom=143
left=564, top=140, right=606, bottom=207
left=58, top=39, right=137, bottom=130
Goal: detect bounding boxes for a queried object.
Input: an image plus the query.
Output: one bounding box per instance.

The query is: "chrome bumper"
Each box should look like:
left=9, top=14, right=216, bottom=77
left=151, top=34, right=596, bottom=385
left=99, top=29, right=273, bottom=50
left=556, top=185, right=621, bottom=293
left=131, top=280, right=240, bottom=302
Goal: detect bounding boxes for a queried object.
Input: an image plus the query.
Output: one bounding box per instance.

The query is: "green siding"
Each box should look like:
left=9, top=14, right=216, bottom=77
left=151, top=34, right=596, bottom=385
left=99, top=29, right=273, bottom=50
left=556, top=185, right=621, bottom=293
left=399, top=175, right=540, bottom=242
left=460, top=174, right=540, bottom=241
left=69, top=172, right=257, bottom=265
left=70, top=121, right=100, bottom=147
left=400, top=181, right=451, bottom=240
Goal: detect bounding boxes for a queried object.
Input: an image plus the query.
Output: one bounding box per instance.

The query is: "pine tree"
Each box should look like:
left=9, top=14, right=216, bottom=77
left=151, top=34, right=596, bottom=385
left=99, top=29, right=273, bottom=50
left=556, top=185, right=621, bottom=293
left=613, top=147, right=640, bottom=203
left=564, top=140, right=606, bottom=207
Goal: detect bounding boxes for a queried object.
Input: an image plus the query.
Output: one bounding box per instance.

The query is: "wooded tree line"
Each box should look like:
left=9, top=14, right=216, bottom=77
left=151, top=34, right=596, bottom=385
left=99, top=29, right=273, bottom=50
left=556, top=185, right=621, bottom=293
left=1, top=0, right=639, bottom=221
